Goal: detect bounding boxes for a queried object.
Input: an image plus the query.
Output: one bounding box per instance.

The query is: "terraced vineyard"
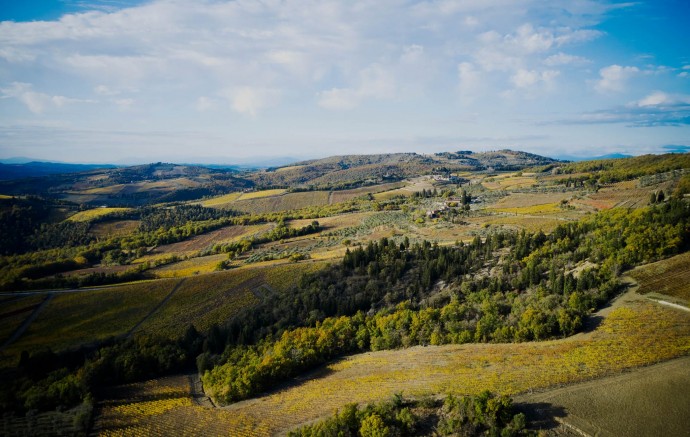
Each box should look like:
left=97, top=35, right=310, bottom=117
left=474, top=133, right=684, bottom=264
left=2, top=152, right=689, bottom=437
left=629, top=251, right=690, bottom=303
left=198, top=192, right=243, bottom=208
left=90, top=219, right=141, bottom=238
left=67, top=207, right=132, bottom=222
left=329, top=182, right=406, bottom=204
left=230, top=191, right=331, bottom=214
left=1, top=280, right=178, bottom=363
left=138, top=262, right=326, bottom=338
left=150, top=224, right=272, bottom=256
left=92, top=297, right=690, bottom=436
left=237, top=189, right=287, bottom=200
left=151, top=254, right=228, bottom=278
left=0, top=294, right=46, bottom=346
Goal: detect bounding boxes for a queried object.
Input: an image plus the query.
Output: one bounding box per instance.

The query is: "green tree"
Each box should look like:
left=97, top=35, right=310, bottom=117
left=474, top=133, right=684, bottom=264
left=359, top=413, right=390, bottom=437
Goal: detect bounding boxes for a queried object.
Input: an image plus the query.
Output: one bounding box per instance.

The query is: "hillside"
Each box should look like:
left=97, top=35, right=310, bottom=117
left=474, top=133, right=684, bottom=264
left=0, top=151, right=688, bottom=436
left=0, top=162, right=253, bottom=206
left=0, top=161, right=118, bottom=180
left=248, top=150, right=559, bottom=188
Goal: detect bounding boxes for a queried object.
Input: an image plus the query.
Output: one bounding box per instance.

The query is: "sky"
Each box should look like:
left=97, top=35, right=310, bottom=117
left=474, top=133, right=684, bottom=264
left=0, top=0, right=689, bottom=164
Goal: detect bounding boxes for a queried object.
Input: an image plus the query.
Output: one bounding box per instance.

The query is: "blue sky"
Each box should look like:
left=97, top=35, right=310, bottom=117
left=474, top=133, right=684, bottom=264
left=0, top=0, right=688, bottom=164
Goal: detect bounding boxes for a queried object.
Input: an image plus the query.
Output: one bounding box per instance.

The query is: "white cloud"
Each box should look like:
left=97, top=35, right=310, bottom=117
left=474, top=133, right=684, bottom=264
left=457, top=62, right=482, bottom=99
left=318, top=63, right=396, bottom=110
left=636, top=91, right=690, bottom=107
left=594, top=65, right=639, bottom=93
left=94, top=84, right=123, bottom=96
left=114, top=98, right=135, bottom=109
left=0, top=0, right=675, bottom=161
left=317, top=88, right=360, bottom=110
left=543, top=52, right=590, bottom=66
left=0, top=82, right=92, bottom=114
left=195, top=96, right=216, bottom=112
left=223, top=87, right=280, bottom=116
left=510, top=69, right=559, bottom=89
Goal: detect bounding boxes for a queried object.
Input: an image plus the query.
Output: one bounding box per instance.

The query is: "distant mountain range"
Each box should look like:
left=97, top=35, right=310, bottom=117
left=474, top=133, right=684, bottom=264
left=0, top=161, right=118, bottom=180
left=553, top=153, right=633, bottom=162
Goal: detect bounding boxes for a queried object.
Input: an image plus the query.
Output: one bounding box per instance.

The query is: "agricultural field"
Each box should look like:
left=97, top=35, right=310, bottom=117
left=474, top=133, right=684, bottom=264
left=486, top=192, right=573, bottom=209
left=137, top=262, right=326, bottom=338
left=516, top=356, right=690, bottom=437
left=2, top=152, right=690, bottom=436
left=67, top=207, right=132, bottom=222
left=488, top=202, right=563, bottom=216
left=237, top=188, right=287, bottom=200
left=230, top=191, right=330, bottom=214
left=147, top=223, right=272, bottom=257
left=287, top=211, right=374, bottom=232
left=629, top=251, right=690, bottom=304
left=466, top=214, right=565, bottom=233
left=0, top=294, right=46, bottom=347
left=90, top=219, right=141, bottom=238
left=151, top=254, right=227, bottom=278
left=198, top=192, right=243, bottom=208
left=1, top=404, right=89, bottom=436
left=91, top=296, right=690, bottom=436
left=1, top=280, right=179, bottom=363
left=482, top=174, right=537, bottom=190
left=572, top=179, right=675, bottom=211
left=329, top=182, right=406, bottom=204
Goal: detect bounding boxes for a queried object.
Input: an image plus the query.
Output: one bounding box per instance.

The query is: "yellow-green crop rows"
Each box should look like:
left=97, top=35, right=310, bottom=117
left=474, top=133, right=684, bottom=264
left=67, top=207, right=132, bottom=222
left=4, top=280, right=178, bottom=358
left=93, top=297, right=690, bottom=436
left=231, top=191, right=330, bottom=214
left=629, top=251, right=690, bottom=303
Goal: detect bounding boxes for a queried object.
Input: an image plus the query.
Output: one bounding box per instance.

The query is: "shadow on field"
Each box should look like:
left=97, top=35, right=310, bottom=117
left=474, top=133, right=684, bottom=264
left=262, top=364, right=337, bottom=396
left=580, top=314, right=603, bottom=333
left=514, top=402, right=567, bottom=431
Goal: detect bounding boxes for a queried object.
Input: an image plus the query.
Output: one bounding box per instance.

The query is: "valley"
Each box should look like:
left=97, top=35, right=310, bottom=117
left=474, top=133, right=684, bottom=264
left=0, top=151, right=689, bottom=436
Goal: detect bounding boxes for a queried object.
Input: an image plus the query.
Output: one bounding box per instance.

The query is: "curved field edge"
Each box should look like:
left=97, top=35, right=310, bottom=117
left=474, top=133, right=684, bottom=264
left=628, top=251, right=690, bottom=304
left=93, top=296, right=690, bottom=436
left=514, top=355, right=690, bottom=437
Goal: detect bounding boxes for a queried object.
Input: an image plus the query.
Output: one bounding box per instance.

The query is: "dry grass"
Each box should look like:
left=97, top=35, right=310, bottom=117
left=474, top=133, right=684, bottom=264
left=629, top=251, right=690, bottom=303
left=67, top=207, right=132, bottom=222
